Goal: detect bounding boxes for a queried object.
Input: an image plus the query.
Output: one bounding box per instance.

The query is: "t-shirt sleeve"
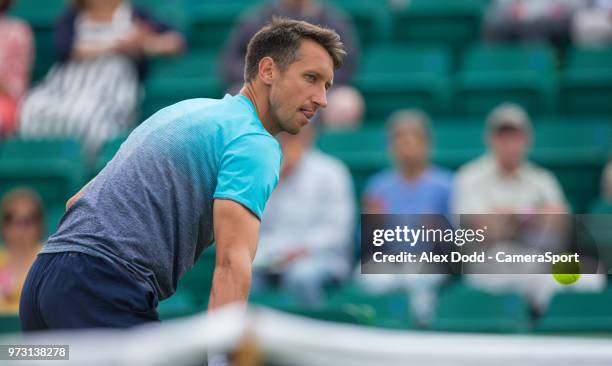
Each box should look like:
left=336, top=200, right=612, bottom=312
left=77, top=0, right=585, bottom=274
left=214, top=134, right=281, bottom=219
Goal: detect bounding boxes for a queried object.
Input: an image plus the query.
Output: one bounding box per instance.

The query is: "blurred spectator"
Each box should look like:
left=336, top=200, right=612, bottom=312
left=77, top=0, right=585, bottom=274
left=453, top=103, right=567, bottom=215
left=319, top=85, right=364, bottom=130
left=572, top=0, right=612, bottom=46
left=18, top=0, right=184, bottom=159
left=253, top=124, right=355, bottom=306
left=364, top=109, right=453, bottom=215
left=483, top=0, right=585, bottom=45
left=453, top=103, right=568, bottom=258
left=603, top=158, right=612, bottom=201
left=0, top=0, right=33, bottom=138
left=358, top=110, right=452, bottom=327
left=0, top=188, right=44, bottom=313
left=222, top=0, right=359, bottom=89
left=452, top=103, right=606, bottom=313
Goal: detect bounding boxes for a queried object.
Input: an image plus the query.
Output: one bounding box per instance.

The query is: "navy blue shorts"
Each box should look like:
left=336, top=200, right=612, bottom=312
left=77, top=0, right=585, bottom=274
left=20, top=252, right=159, bottom=331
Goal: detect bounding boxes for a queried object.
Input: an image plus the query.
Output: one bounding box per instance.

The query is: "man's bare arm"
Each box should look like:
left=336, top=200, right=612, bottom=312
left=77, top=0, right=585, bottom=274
left=208, top=199, right=260, bottom=310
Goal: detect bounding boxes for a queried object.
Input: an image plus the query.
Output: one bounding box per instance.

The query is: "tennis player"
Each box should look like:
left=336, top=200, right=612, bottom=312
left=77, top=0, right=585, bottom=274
left=20, top=17, right=345, bottom=330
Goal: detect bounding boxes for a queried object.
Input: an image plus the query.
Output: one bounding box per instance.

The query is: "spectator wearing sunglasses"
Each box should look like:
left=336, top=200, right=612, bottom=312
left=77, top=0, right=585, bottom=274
left=0, top=188, right=44, bottom=313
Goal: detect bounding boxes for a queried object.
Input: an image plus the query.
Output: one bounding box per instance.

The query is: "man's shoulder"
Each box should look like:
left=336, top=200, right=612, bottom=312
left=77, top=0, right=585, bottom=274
left=456, top=154, right=493, bottom=181
left=171, top=95, right=251, bottom=120
left=521, top=160, right=560, bottom=184
left=158, top=95, right=263, bottom=137
left=365, top=168, right=399, bottom=193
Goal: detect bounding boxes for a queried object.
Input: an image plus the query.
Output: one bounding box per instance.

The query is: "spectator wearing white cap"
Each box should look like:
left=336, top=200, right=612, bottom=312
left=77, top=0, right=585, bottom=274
left=452, top=102, right=567, bottom=215
left=450, top=103, right=607, bottom=315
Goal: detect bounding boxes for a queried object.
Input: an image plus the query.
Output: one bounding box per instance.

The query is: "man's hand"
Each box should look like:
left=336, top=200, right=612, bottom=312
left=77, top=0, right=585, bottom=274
left=208, top=199, right=260, bottom=310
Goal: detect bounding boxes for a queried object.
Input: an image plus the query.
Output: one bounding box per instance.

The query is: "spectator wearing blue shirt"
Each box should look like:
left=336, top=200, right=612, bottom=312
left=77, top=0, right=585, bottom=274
left=363, top=109, right=453, bottom=215
left=358, top=109, right=452, bottom=327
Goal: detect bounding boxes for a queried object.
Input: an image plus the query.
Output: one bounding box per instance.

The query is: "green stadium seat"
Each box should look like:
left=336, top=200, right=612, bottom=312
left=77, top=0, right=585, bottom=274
left=0, top=314, right=21, bottom=334
left=186, top=2, right=263, bottom=51
left=278, top=305, right=376, bottom=326
left=158, top=291, right=201, bottom=321
left=561, top=47, right=612, bottom=116
left=432, top=283, right=531, bottom=333
left=142, top=51, right=224, bottom=119
left=355, top=45, right=452, bottom=120
left=8, top=0, right=64, bottom=25
left=389, top=0, right=486, bottom=50
left=9, top=0, right=66, bottom=81
left=253, top=292, right=376, bottom=325
left=156, top=247, right=215, bottom=320
left=0, top=138, right=86, bottom=212
left=328, top=0, right=390, bottom=48
left=316, top=127, right=389, bottom=198
left=453, top=44, right=557, bottom=116
left=431, top=124, right=484, bottom=169
left=133, top=0, right=190, bottom=34
left=589, top=199, right=612, bottom=214
left=327, top=284, right=413, bottom=329
left=45, top=204, right=66, bottom=239
left=529, top=121, right=611, bottom=213
left=536, top=289, right=612, bottom=333
left=249, top=288, right=300, bottom=309
left=250, top=285, right=377, bottom=326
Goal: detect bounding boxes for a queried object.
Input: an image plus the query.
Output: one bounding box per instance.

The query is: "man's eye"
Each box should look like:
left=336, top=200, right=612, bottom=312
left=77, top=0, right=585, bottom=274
left=305, top=74, right=316, bottom=82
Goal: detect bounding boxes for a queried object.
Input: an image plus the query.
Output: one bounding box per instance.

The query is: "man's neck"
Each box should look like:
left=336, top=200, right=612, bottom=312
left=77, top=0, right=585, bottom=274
left=240, top=82, right=279, bottom=136
left=499, top=165, right=520, bottom=177
left=86, top=1, right=122, bottom=19
left=399, top=162, right=427, bottom=181
left=495, top=157, right=522, bottom=177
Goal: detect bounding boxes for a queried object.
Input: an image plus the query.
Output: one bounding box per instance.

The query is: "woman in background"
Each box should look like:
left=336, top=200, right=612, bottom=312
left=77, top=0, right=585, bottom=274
left=0, top=0, right=33, bottom=138
left=19, top=0, right=184, bottom=159
left=0, top=188, right=44, bottom=313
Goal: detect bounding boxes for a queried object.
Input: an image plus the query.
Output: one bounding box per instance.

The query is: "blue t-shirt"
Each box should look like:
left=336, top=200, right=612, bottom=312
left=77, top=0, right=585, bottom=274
left=364, top=167, right=453, bottom=214
left=42, top=94, right=282, bottom=299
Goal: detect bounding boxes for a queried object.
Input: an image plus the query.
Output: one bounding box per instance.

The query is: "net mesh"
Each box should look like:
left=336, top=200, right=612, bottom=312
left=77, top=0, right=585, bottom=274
left=2, top=305, right=612, bottom=366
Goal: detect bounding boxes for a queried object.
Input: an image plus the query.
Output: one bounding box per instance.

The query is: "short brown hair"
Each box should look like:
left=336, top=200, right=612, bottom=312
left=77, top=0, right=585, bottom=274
left=244, top=17, right=346, bottom=83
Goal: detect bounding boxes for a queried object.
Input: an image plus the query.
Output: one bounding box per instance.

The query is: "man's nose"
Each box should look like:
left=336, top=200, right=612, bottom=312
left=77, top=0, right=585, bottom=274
left=313, top=86, right=328, bottom=108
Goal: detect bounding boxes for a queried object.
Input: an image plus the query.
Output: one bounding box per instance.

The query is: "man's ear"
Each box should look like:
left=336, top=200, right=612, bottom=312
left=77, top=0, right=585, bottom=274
left=258, top=56, right=276, bottom=86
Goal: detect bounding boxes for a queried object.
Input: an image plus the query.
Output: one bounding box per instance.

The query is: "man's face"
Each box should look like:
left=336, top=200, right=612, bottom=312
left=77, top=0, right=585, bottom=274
left=268, top=39, right=334, bottom=135
left=490, top=127, right=529, bottom=171
left=391, top=123, right=429, bottom=167
left=1, top=199, right=42, bottom=249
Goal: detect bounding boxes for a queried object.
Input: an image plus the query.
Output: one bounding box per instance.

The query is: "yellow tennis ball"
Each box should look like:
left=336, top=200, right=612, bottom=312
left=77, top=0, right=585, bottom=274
left=552, top=273, right=581, bottom=285
left=551, top=253, right=581, bottom=285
